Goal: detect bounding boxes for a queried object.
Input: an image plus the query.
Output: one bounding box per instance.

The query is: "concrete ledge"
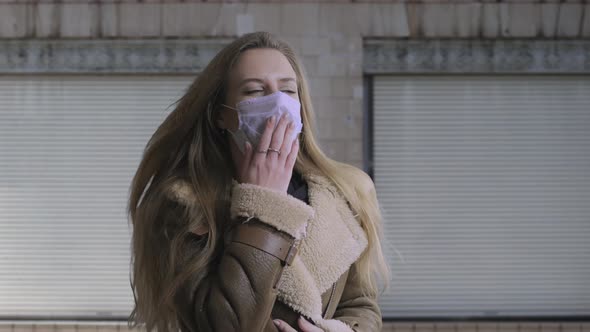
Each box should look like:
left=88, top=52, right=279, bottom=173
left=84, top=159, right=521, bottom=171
left=0, top=39, right=231, bottom=74
left=364, top=39, right=590, bottom=74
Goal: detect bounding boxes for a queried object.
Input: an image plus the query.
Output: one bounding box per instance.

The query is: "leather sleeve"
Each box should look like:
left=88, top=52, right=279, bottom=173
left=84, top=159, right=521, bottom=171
left=174, top=182, right=315, bottom=332
left=331, top=262, right=383, bottom=332
left=188, top=221, right=286, bottom=332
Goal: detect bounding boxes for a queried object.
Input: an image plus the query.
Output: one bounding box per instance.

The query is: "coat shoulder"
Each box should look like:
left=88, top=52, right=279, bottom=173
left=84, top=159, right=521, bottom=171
left=164, top=178, right=196, bottom=207
left=162, top=178, right=208, bottom=236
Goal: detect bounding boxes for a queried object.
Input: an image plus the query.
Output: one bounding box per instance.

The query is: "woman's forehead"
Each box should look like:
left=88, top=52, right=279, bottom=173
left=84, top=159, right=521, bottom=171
left=230, top=48, right=296, bottom=82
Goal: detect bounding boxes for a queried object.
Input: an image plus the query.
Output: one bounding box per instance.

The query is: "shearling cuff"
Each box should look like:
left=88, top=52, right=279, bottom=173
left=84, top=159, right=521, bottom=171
left=314, top=318, right=356, bottom=332
left=230, top=180, right=314, bottom=240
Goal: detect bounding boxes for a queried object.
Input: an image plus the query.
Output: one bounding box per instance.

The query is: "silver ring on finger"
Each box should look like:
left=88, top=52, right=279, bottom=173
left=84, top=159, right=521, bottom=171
left=268, top=147, right=281, bottom=156
left=257, top=149, right=268, bottom=154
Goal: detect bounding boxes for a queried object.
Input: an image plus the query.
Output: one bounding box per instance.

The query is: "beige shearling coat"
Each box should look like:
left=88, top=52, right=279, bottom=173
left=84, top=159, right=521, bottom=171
left=164, top=168, right=382, bottom=332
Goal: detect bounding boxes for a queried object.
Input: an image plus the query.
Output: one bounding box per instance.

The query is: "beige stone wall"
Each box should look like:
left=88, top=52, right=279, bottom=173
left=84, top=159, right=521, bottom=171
left=1, top=0, right=588, bottom=166
left=0, top=1, right=588, bottom=328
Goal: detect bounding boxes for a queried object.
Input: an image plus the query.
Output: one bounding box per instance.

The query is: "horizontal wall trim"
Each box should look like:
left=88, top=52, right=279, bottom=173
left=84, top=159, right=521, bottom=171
left=4, top=39, right=589, bottom=75
left=364, top=39, right=590, bottom=74
left=0, top=39, right=231, bottom=74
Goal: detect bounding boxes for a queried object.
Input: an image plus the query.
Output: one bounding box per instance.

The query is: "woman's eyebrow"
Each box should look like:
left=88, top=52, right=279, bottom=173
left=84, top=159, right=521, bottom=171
left=239, top=78, right=264, bottom=86
left=239, top=77, right=297, bottom=87
left=279, top=77, right=297, bottom=83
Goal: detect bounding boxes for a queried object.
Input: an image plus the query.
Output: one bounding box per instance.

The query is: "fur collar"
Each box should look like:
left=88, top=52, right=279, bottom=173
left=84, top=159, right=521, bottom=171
left=278, top=171, right=368, bottom=320
left=165, top=169, right=368, bottom=326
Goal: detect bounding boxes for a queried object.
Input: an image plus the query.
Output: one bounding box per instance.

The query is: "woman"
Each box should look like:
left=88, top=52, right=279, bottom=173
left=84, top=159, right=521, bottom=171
left=128, top=31, right=389, bottom=332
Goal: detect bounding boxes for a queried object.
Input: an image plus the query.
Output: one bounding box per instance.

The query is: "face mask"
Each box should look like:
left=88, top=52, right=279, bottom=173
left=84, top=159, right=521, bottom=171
left=221, top=91, right=303, bottom=154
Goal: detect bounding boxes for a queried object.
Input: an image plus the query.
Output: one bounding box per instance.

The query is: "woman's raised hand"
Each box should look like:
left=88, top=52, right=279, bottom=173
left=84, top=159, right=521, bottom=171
left=233, top=112, right=300, bottom=193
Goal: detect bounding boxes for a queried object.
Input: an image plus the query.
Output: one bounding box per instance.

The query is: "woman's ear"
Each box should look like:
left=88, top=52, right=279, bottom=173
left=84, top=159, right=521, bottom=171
left=216, top=107, right=239, bottom=132
left=215, top=111, right=227, bottom=130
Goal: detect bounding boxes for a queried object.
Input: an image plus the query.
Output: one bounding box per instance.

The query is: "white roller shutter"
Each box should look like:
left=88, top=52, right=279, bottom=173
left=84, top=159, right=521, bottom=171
left=0, top=76, right=192, bottom=317
left=374, top=76, right=590, bottom=317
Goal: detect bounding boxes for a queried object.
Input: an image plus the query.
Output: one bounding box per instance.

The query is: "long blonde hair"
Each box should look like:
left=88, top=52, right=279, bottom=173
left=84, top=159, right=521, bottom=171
left=128, top=31, right=390, bottom=332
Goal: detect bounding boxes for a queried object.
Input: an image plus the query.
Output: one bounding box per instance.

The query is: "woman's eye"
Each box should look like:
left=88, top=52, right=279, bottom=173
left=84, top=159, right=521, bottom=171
left=246, top=90, right=263, bottom=95
left=282, top=90, right=297, bottom=94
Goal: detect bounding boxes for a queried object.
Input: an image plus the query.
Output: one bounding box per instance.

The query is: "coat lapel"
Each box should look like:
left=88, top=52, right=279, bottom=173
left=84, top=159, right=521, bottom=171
left=275, top=170, right=368, bottom=319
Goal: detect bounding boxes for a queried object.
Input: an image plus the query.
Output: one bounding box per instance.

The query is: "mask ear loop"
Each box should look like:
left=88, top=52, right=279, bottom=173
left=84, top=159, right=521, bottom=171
left=220, top=103, right=238, bottom=111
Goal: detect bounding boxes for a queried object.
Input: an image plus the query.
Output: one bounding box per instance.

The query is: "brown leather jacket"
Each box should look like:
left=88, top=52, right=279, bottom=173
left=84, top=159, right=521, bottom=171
left=164, top=169, right=382, bottom=332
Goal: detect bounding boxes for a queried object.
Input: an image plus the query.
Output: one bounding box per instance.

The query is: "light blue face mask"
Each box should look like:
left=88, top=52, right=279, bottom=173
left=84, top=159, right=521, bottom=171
left=221, top=91, right=303, bottom=154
